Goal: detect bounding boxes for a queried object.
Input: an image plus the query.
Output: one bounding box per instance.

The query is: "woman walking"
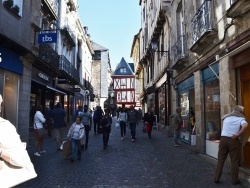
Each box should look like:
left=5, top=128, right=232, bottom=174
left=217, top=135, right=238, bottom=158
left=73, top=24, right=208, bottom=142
left=101, top=109, right=112, bottom=149
left=144, top=108, right=155, bottom=139
left=33, top=105, right=46, bottom=156
left=119, top=106, right=127, bottom=140
left=66, top=116, right=85, bottom=163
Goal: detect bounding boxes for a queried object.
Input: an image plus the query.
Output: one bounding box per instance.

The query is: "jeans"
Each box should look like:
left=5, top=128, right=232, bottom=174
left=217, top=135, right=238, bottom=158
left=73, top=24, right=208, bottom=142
left=120, top=121, right=126, bottom=137
left=130, top=123, right=136, bottom=139
left=103, top=129, right=111, bottom=147
left=174, top=129, right=180, bottom=144
left=84, top=125, right=90, bottom=148
left=71, top=139, right=81, bottom=159
left=214, top=136, right=241, bottom=183
left=93, top=119, right=100, bottom=134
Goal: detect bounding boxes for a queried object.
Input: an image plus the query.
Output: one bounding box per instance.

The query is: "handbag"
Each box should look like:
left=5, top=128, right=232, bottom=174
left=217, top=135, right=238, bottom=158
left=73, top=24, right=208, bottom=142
left=0, top=143, right=37, bottom=187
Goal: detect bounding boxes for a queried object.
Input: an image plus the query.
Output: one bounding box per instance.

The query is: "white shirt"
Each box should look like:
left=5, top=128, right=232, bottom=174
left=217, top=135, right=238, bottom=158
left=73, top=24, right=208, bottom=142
left=221, top=116, right=248, bottom=137
left=33, top=111, right=46, bottom=129
left=119, top=112, right=127, bottom=122
left=72, top=125, right=80, bottom=139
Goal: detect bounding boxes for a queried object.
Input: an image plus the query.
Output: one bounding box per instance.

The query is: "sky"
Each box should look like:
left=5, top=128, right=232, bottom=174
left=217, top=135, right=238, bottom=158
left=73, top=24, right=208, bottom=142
left=78, top=1, right=141, bottom=71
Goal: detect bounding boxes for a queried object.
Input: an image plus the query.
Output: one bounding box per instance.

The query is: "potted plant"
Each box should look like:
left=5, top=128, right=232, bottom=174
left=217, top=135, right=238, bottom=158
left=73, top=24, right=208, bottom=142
left=3, top=0, right=14, bottom=8
left=11, top=5, right=20, bottom=15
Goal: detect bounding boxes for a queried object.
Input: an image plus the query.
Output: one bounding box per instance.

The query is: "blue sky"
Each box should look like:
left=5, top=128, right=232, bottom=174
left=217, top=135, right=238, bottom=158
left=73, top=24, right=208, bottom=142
left=78, top=1, right=141, bottom=70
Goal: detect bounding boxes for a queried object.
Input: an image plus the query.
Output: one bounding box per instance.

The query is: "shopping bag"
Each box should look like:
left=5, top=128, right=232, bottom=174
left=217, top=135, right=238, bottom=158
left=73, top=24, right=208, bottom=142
left=115, top=122, right=120, bottom=128
left=62, top=141, right=72, bottom=158
left=145, top=122, right=151, bottom=133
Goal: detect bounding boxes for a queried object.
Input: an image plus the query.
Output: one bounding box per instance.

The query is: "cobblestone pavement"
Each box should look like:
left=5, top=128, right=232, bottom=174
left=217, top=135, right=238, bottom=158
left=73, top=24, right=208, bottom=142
left=16, top=119, right=249, bottom=188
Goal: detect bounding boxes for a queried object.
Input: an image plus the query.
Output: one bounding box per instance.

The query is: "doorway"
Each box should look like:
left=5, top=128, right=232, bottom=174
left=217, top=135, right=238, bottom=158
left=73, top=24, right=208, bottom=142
left=240, top=63, right=250, bottom=168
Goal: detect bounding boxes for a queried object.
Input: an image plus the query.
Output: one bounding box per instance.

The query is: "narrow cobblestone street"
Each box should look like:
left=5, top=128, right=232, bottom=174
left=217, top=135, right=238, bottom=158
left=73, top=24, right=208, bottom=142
left=16, top=119, right=248, bottom=188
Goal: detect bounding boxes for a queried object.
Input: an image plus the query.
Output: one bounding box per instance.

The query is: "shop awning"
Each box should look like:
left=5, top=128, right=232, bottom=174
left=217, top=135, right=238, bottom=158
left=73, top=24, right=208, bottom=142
left=46, top=86, right=66, bottom=95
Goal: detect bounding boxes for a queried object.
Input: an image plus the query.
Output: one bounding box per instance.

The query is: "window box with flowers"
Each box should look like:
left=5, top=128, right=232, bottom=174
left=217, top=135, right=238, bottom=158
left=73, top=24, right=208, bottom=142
left=2, top=0, right=22, bottom=17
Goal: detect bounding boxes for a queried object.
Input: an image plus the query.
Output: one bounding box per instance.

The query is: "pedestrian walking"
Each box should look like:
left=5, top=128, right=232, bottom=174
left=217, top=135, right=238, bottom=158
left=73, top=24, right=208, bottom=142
left=78, top=104, right=92, bottom=150
left=33, top=105, right=46, bottom=156
left=52, top=102, right=67, bottom=151
left=171, top=107, right=182, bottom=147
left=66, top=116, right=85, bottom=163
left=138, top=108, right=143, bottom=120
left=74, top=105, right=83, bottom=121
left=93, top=106, right=104, bottom=135
left=214, top=105, right=248, bottom=185
left=118, top=106, right=127, bottom=140
left=100, top=109, right=112, bottom=149
left=127, top=105, right=140, bottom=142
left=143, top=108, right=155, bottom=139
left=45, top=106, right=53, bottom=138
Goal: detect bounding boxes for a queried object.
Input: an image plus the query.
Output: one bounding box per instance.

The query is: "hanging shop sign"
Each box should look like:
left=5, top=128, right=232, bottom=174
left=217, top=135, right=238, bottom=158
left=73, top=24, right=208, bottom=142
left=38, top=33, right=57, bottom=44
left=74, top=88, right=81, bottom=92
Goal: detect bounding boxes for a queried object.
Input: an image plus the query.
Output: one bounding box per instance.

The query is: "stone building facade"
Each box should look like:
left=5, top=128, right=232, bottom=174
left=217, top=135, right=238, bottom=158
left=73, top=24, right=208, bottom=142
left=137, top=0, right=250, bottom=174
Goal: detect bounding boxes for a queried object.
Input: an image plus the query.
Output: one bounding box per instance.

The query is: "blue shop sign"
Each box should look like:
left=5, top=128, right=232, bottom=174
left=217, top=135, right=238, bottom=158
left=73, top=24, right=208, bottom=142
left=0, top=47, right=23, bottom=74
left=38, top=33, right=57, bottom=44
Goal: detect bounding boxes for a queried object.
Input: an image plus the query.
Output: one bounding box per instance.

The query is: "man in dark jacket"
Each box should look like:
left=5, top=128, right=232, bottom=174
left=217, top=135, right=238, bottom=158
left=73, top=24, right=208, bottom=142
left=52, top=102, right=67, bottom=151
left=127, top=105, right=140, bottom=142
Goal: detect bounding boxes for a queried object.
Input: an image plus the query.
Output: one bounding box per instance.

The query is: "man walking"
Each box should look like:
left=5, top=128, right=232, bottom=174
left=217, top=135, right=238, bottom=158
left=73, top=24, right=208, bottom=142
left=78, top=105, right=92, bottom=150
left=172, top=107, right=182, bottom=147
left=127, top=105, right=140, bottom=142
left=52, top=102, right=67, bottom=151
left=214, top=105, right=248, bottom=185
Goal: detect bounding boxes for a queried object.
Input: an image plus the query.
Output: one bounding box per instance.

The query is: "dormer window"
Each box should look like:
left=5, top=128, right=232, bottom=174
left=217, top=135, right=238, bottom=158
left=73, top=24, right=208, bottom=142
left=120, top=68, right=126, bottom=73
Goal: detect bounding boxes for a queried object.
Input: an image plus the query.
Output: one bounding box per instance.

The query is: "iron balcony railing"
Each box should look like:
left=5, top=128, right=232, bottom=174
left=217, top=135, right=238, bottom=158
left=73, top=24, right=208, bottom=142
left=172, top=35, right=186, bottom=63
left=59, top=55, right=80, bottom=83
left=43, top=0, right=58, bottom=19
left=191, top=0, right=212, bottom=45
left=39, top=44, right=60, bottom=69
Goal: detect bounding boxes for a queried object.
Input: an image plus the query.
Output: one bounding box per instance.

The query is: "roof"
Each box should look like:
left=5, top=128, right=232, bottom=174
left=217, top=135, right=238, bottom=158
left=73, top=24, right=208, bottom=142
left=113, top=57, right=134, bottom=76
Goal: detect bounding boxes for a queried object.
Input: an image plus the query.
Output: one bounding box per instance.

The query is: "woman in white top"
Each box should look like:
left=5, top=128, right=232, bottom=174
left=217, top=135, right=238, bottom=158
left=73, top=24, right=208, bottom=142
left=33, top=105, right=46, bottom=156
left=119, top=107, right=127, bottom=140
left=67, top=116, right=85, bottom=162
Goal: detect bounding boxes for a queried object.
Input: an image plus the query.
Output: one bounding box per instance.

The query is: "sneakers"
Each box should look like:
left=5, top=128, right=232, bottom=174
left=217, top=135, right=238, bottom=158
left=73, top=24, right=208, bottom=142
left=40, top=151, right=46, bottom=154
left=34, top=152, right=41, bottom=156
left=174, top=144, right=181, bottom=147
left=131, top=139, right=135, bottom=142
left=121, top=136, right=125, bottom=140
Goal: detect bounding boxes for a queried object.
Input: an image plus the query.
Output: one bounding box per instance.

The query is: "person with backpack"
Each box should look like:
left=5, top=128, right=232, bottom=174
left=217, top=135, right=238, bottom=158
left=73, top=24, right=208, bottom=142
left=100, top=108, right=112, bottom=149
left=127, top=105, right=140, bottom=142
left=78, top=105, right=92, bottom=150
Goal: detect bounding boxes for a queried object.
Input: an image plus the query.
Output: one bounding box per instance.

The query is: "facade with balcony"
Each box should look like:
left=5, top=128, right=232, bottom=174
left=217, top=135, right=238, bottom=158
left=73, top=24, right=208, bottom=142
left=139, top=0, right=171, bottom=127
left=0, top=0, right=41, bottom=142
left=137, top=0, right=250, bottom=175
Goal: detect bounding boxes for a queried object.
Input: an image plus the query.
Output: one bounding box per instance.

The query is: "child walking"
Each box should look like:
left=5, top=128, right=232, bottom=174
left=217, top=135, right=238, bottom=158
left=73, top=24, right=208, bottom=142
left=66, top=117, right=85, bottom=162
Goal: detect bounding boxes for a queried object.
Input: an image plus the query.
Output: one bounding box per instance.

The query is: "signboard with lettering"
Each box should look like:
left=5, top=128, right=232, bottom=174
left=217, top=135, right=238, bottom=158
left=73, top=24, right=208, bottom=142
left=38, top=33, right=57, bottom=44
left=38, top=73, right=49, bottom=81
left=57, top=78, right=67, bottom=84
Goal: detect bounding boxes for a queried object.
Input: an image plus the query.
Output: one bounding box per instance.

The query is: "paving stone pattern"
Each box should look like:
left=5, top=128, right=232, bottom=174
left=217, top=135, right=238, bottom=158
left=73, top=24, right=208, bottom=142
left=16, top=119, right=248, bottom=188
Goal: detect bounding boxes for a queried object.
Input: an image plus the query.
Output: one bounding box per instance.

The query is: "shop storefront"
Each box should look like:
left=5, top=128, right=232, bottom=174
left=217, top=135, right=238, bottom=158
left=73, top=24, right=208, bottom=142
left=0, top=47, right=22, bottom=128
left=177, top=76, right=195, bottom=145
left=202, top=63, right=221, bottom=158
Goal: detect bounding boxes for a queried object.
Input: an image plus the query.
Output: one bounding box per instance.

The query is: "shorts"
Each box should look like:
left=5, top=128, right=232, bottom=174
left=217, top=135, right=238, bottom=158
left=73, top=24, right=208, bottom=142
left=54, top=127, right=65, bottom=139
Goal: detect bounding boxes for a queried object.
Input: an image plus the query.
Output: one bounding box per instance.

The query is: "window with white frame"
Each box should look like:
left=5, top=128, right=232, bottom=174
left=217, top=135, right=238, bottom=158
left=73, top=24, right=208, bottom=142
left=2, top=0, right=23, bottom=17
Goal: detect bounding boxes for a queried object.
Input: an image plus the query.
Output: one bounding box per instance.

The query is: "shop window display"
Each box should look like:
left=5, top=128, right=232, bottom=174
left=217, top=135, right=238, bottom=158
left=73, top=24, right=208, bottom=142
left=179, top=92, right=190, bottom=143
left=204, top=79, right=221, bottom=142
left=158, top=86, right=165, bottom=125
